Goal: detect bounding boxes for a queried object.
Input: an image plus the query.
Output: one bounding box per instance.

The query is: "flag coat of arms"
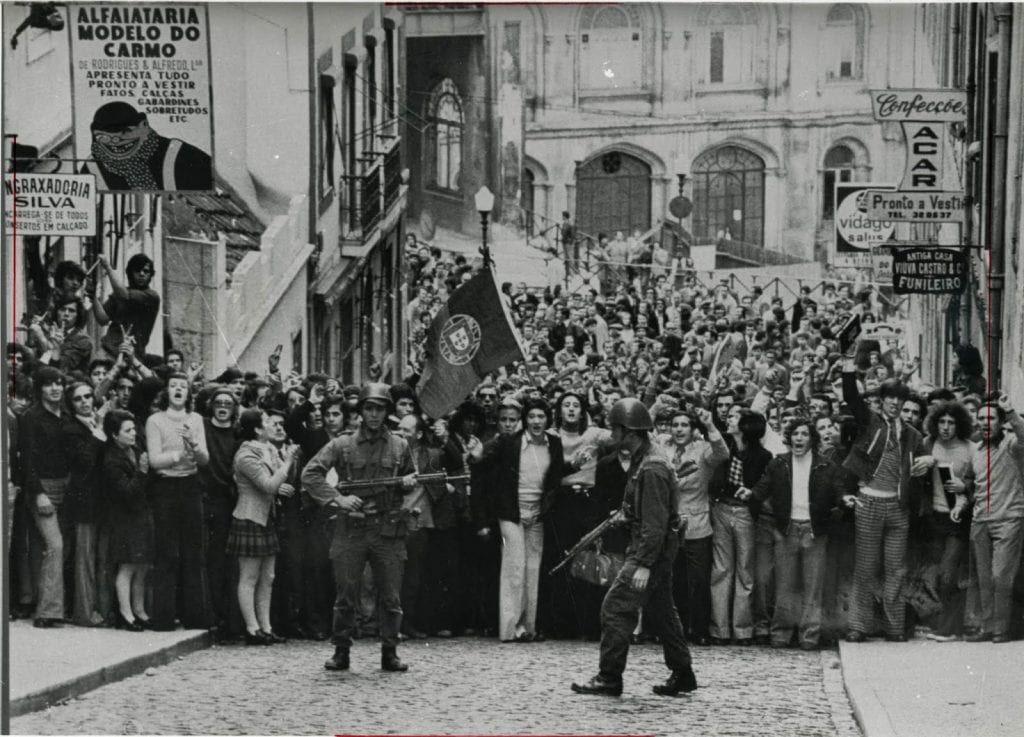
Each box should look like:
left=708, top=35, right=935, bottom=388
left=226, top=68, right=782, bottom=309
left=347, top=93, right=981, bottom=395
left=417, top=268, right=525, bottom=417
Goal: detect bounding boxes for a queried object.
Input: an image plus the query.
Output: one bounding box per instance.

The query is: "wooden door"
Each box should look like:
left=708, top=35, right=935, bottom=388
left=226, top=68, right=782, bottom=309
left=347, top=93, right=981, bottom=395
left=575, top=151, right=651, bottom=240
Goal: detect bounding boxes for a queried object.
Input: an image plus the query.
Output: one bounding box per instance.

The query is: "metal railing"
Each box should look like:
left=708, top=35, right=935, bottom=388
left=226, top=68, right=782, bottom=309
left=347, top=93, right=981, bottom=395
left=360, top=162, right=382, bottom=232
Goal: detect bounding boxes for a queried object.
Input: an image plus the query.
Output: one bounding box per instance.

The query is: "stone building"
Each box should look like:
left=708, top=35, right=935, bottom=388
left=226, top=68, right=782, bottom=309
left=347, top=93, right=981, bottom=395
left=403, top=3, right=929, bottom=268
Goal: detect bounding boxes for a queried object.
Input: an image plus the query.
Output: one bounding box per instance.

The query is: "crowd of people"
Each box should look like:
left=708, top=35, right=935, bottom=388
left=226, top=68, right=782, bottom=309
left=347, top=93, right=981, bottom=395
left=6, top=236, right=1023, bottom=664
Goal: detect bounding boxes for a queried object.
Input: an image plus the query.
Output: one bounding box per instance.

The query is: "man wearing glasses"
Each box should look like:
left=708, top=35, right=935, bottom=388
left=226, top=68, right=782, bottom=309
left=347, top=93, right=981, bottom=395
left=96, top=253, right=161, bottom=360
left=841, top=351, right=928, bottom=643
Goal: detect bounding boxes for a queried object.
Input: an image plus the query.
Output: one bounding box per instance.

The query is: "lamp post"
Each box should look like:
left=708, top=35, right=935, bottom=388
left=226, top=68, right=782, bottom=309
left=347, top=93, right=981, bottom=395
left=475, top=185, right=495, bottom=268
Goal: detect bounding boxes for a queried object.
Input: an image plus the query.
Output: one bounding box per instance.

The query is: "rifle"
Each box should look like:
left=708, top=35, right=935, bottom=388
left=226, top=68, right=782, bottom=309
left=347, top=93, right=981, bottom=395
left=328, top=472, right=471, bottom=519
left=549, top=510, right=625, bottom=576
left=335, top=472, right=470, bottom=493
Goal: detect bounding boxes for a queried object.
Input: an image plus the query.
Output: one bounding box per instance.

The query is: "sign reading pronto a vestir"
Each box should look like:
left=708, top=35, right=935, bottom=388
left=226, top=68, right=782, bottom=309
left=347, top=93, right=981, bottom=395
left=858, top=190, right=967, bottom=223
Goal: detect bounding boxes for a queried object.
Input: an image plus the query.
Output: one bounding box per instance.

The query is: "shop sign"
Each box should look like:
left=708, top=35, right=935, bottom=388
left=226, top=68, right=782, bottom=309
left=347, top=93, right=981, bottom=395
left=3, top=173, right=97, bottom=236
left=890, top=247, right=968, bottom=294
left=858, top=190, right=966, bottom=222
left=833, top=182, right=895, bottom=268
left=870, top=89, right=968, bottom=122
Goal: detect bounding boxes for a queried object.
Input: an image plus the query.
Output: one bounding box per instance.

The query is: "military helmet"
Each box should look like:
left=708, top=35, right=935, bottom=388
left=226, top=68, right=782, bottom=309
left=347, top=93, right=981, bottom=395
left=607, top=397, right=654, bottom=430
left=357, top=382, right=393, bottom=408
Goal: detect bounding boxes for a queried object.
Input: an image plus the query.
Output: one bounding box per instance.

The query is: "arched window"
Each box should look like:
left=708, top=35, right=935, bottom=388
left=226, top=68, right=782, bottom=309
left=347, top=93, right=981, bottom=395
left=697, top=4, right=758, bottom=85
left=692, top=146, right=765, bottom=246
left=579, top=4, right=644, bottom=91
left=822, top=144, right=856, bottom=219
left=824, top=4, right=864, bottom=80
left=425, top=78, right=463, bottom=191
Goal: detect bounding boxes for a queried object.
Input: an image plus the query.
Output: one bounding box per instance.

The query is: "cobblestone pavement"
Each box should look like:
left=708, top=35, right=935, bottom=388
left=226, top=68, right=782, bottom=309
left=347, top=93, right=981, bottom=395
left=13, top=638, right=862, bottom=736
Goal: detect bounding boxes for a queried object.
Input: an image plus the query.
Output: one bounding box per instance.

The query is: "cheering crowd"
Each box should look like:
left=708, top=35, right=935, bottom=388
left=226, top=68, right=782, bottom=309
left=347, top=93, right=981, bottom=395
left=6, top=234, right=1024, bottom=657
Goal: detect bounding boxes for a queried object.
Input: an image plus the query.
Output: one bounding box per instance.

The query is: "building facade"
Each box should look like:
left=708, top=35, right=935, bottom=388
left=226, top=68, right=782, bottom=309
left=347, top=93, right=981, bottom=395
left=914, top=3, right=1022, bottom=396
left=404, top=3, right=932, bottom=268
left=308, top=3, right=408, bottom=383
left=3, top=2, right=407, bottom=381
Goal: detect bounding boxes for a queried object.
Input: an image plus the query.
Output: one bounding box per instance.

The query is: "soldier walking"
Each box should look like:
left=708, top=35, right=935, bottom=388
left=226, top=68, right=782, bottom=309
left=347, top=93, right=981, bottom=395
left=302, top=383, right=416, bottom=672
left=571, top=398, right=698, bottom=697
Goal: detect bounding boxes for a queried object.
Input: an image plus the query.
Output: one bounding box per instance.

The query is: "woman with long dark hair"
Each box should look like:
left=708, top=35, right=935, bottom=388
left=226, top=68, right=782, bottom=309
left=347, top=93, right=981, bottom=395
left=919, top=401, right=975, bottom=640
left=101, top=409, right=154, bottom=630
left=145, top=373, right=211, bottom=630
left=547, top=391, right=612, bottom=639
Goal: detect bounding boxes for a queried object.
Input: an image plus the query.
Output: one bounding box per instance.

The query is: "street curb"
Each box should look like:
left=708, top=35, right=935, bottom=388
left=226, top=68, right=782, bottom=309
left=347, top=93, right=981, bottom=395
left=9, top=631, right=213, bottom=718
left=837, top=642, right=898, bottom=737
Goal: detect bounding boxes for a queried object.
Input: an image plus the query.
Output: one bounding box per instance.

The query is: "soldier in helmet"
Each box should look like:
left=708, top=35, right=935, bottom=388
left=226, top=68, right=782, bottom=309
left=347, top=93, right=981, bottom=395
left=571, top=398, right=698, bottom=697
left=302, top=382, right=416, bottom=673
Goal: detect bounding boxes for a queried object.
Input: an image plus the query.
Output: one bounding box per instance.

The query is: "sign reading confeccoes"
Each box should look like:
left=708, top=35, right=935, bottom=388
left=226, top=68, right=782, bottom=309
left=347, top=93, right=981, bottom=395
left=69, top=4, right=214, bottom=193
left=869, top=89, right=968, bottom=122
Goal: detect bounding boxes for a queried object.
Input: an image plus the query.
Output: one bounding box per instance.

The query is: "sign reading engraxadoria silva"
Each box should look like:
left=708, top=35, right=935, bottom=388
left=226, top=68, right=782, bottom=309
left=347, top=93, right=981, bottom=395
left=834, top=182, right=895, bottom=269
left=891, top=247, right=968, bottom=295
left=4, top=173, right=97, bottom=236
left=70, top=4, right=213, bottom=193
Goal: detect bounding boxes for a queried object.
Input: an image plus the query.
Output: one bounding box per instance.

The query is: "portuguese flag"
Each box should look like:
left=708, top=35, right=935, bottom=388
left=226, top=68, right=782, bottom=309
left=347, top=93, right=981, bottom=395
left=417, top=267, right=525, bottom=418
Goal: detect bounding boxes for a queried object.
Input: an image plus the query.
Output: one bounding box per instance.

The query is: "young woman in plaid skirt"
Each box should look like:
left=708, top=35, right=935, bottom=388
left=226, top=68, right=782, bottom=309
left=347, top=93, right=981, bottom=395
left=228, top=409, right=301, bottom=645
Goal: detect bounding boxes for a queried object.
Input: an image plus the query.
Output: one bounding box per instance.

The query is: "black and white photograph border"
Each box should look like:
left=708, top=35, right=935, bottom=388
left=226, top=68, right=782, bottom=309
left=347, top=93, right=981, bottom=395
left=4, top=1, right=1024, bottom=736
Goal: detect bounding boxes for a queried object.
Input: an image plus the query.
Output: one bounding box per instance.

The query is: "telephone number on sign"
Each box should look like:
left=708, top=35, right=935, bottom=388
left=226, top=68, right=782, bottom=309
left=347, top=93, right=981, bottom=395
left=884, top=210, right=956, bottom=220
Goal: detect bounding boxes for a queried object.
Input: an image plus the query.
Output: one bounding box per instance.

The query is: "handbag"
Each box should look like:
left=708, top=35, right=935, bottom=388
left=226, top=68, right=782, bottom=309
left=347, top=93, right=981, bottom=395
left=569, top=537, right=625, bottom=588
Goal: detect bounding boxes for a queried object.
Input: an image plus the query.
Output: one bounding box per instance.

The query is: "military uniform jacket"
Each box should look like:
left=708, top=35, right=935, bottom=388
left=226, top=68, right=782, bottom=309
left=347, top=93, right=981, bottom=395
left=301, top=426, right=415, bottom=534
left=622, top=443, right=680, bottom=568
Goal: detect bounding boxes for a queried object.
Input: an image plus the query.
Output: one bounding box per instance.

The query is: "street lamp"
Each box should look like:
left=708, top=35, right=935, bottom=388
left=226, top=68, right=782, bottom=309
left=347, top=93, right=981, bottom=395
left=475, top=185, right=495, bottom=268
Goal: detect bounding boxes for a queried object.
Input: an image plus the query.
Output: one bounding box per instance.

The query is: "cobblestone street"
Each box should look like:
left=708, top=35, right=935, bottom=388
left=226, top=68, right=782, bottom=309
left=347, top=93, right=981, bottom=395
left=13, top=638, right=861, bottom=736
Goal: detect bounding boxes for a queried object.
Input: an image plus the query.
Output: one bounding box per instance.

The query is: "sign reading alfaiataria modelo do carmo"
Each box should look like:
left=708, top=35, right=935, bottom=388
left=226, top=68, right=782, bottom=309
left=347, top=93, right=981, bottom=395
left=69, top=4, right=214, bottom=193
left=890, top=247, right=968, bottom=295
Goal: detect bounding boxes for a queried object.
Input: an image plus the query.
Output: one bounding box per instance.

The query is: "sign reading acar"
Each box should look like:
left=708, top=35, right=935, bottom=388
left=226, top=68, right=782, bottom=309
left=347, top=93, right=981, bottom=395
left=833, top=182, right=895, bottom=268
left=3, top=173, right=97, bottom=236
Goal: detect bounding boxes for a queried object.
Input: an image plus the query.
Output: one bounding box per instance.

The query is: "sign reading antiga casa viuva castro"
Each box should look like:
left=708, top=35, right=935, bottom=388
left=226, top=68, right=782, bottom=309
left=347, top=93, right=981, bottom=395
left=890, top=247, right=968, bottom=295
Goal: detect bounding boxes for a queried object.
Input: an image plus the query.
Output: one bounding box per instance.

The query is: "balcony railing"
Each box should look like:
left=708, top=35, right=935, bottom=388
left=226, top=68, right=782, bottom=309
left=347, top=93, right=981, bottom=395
left=384, top=144, right=401, bottom=213
left=360, top=162, right=382, bottom=232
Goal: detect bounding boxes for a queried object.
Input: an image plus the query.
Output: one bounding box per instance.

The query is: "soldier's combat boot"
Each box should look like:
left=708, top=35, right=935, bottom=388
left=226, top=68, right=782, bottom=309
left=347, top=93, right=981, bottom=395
left=381, top=646, right=408, bottom=672
left=324, top=646, right=350, bottom=671
left=652, top=666, right=698, bottom=696
left=570, top=674, right=623, bottom=696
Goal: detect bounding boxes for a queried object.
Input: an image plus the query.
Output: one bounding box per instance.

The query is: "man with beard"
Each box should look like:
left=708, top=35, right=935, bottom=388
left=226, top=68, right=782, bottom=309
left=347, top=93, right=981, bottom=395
left=82, top=102, right=212, bottom=191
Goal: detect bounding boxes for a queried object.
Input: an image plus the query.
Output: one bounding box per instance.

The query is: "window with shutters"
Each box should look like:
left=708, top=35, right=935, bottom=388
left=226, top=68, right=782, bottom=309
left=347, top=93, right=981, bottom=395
left=579, top=4, right=645, bottom=93
left=697, top=4, right=758, bottom=86
left=318, top=72, right=336, bottom=209
left=824, top=4, right=864, bottom=81
left=424, top=78, right=463, bottom=192
left=692, top=146, right=765, bottom=246
left=821, top=145, right=856, bottom=220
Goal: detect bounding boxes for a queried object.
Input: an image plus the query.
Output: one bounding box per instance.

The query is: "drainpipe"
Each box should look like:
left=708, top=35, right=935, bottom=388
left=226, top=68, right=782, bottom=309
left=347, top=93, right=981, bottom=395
left=988, top=4, right=1012, bottom=390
